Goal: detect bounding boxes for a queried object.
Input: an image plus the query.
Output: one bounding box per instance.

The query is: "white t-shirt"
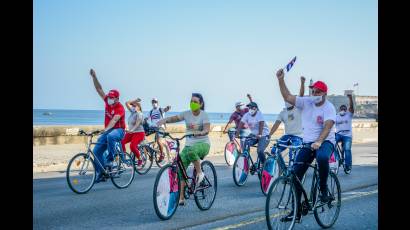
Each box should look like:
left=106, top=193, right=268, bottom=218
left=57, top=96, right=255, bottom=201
left=240, top=111, right=270, bottom=136
left=177, top=110, right=210, bottom=146
left=127, top=108, right=144, bottom=133
left=149, top=107, right=165, bottom=128
left=295, top=97, right=336, bottom=144
left=277, top=108, right=303, bottom=137
left=336, top=111, right=353, bottom=137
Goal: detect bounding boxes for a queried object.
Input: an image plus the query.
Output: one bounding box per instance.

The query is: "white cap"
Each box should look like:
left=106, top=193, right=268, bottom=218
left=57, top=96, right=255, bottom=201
left=235, top=102, right=244, bottom=107
left=152, top=98, right=158, bottom=102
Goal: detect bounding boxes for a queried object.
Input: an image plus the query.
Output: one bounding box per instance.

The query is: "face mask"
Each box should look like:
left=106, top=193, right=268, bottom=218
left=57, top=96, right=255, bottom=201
left=107, top=98, right=115, bottom=105
left=249, top=108, right=257, bottom=115
left=339, top=111, right=346, bottom=116
left=153, top=103, right=158, bottom=108
left=310, top=96, right=323, bottom=104
left=190, top=102, right=201, bottom=111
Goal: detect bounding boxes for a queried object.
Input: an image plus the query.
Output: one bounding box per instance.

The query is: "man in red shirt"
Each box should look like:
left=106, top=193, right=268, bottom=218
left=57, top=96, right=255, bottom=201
left=89, top=69, right=126, bottom=182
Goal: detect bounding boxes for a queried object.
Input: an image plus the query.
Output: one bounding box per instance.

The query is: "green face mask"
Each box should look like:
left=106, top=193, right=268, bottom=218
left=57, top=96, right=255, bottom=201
left=190, top=102, right=201, bottom=111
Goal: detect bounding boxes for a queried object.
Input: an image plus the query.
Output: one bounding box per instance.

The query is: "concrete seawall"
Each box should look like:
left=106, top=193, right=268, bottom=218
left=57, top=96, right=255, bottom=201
left=33, top=121, right=378, bottom=146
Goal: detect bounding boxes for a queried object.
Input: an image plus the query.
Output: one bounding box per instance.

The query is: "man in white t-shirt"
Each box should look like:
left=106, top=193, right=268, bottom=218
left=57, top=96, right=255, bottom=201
left=269, top=76, right=305, bottom=164
left=236, top=102, right=270, bottom=168
left=335, top=94, right=354, bottom=172
left=276, top=68, right=336, bottom=222
left=147, top=98, right=171, bottom=162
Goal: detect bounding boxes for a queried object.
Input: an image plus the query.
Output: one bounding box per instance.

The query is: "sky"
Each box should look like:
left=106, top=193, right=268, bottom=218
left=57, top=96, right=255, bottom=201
left=33, top=0, right=378, bottom=113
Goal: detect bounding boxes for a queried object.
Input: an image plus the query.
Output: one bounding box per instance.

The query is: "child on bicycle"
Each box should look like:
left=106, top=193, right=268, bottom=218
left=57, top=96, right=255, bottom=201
left=156, top=93, right=210, bottom=206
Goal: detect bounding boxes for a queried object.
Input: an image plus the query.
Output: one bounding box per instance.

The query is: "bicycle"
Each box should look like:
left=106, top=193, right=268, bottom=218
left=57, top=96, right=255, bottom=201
left=132, top=128, right=173, bottom=175
left=261, top=138, right=307, bottom=196
left=232, top=135, right=269, bottom=187
left=153, top=131, right=217, bottom=220
left=332, top=130, right=352, bottom=175
left=265, top=144, right=341, bottom=230
left=66, top=130, right=135, bottom=194
left=223, top=128, right=242, bottom=166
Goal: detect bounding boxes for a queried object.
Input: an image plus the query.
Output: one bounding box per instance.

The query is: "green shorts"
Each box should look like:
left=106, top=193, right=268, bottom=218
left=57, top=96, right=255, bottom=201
left=178, top=142, right=210, bottom=178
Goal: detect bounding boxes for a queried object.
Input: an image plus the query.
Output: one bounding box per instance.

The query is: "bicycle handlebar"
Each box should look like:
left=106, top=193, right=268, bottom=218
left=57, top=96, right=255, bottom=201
left=78, top=129, right=103, bottom=136
left=148, top=127, right=194, bottom=141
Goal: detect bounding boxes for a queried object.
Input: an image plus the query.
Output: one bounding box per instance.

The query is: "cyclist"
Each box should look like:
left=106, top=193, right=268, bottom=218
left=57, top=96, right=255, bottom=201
left=269, top=76, right=306, bottom=164
left=121, top=98, right=145, bottom=167
left=89, top=69, right=126, bottom=183
left=156, top=93, right=210, bottom=206
left=335, top=93, right=354, bottom=172
left=222, top=94, right=253, bottom=142
left=236, top=101, right=270, bottom=169
left=275, top=68, right=336, bottom=222
left=146, top=98, right=171, bottom=162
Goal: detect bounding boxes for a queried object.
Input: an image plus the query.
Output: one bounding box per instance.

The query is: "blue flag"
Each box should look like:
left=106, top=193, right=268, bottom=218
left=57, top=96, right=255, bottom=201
left=286, top=56, right=297, bottom=72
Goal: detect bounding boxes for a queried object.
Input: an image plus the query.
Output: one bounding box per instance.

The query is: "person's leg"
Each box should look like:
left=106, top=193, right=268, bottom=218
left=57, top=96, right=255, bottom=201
left=256, top=136, right=269, bottom=165
left=334, top=134, right=342, bottom=161
left=342, top=136, right=353, bottom=168
left=107, top=128, right=125, bottom=162
left=130, top=132, right=145, bottom=159
left=289, top=136, right=303, bottom=165
left=121, top=132, right=133, bottom=154
left=93, top=132, right=109, bottom=175
left=178, top=146, right=193, bottom=203
left=315, top=141, right=335, bottom=194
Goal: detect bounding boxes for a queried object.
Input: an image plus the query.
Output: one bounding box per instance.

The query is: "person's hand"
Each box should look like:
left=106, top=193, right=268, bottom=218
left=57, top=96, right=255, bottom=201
left=90, top=69, right=96, bottom=77
left=301, top=76, right=306, bottom=82
left=166, top=106, right=171, bottom=110
left=311, top=141, right=322, bottom=150
left=276, top=69, right=284, bottom=80
left=247, top=94, right=251, bottom=98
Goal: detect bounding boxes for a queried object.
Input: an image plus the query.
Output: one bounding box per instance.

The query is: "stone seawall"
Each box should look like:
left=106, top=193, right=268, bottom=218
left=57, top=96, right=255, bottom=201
left=33, top=121, right=378, bottom=146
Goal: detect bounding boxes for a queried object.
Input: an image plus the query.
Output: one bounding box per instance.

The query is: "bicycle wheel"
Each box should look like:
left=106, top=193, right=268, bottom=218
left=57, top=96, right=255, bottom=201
left=111, top=153, right=135, bottom=189
left=232, top=153, right=250, bottom=186
left=224, top=141, right=239, bottom=166
left=134, top=145, right=153, bottom=175
left=194, top=161, right=217, bottom=210
left=66, top=153, right=96, bottom=194
left=313, top=171, right=341, bottom=228
left=265, top=176, right=298, bottom=230
left=155, top=142, right=171, bottom=168
left=153, top=164, right=181, bottom=220
left=261, top=156, right=281, bottom=196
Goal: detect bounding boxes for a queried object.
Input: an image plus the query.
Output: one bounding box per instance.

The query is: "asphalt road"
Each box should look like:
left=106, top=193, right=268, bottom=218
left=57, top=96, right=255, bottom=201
left=33, top=142, right=378, bottom=229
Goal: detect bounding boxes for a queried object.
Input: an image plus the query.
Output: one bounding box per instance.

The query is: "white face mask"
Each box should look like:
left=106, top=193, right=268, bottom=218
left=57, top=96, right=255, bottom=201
left=153, top=103, right=158, bottom=108
left=249, top=108, right=257, bottom=115
left=310, top=96, right=323, bottom=104
left=107, top=98, right=115, bottom=105
left=339, top=111, right=346, bottom=116
left=239, top=105, right=245, bottom=110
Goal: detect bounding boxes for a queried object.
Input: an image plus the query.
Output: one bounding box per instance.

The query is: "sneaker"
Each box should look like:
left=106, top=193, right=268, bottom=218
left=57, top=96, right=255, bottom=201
left=137, top=159, right=143, bottom=167
left=178, top=199, right=186, bottom=206
left=319, top=191, right=333, bottom=203
left=195, top=172, right=205, bottom=185
left=95, top=173, right=107, bottom=183
left=158, top=154, right=165, bottom=163
left=280, top=210, right=301, bottom=222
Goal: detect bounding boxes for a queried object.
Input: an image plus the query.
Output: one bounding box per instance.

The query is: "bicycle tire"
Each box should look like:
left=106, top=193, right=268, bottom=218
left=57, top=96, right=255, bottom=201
left=66, top=153, right=96, bottom=194
left=153, top=164, right=181, bottom=220
left=111, top=152, right=135, bottom=189
left=313, top=171, right=341, bottom=228
left=194, top=161, right=217, bottom=210
left=260, top=156, right=282, bottom=196
left=134, top=145, right=153, bottom=175
left=232, top=153, right=250, bottom=186
left=265, top=176, right=298, bottom=230
left=224, top=141, right=239, bottom=166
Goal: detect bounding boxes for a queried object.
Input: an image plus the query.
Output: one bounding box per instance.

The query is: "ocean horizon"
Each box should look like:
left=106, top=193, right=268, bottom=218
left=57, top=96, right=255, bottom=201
left=33, top=109, right=279, bottom=126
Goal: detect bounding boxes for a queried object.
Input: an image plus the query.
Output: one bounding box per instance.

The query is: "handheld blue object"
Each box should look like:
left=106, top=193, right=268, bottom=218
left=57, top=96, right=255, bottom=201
left=285, top=56, right=297, bottom=72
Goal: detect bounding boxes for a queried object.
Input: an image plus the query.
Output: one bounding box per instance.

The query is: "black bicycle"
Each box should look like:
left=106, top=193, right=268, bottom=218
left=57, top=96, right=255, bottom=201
left=66, top=130, right=135, bottom=194
left=232, top=135, right=269, bottom=187
left=265, top=144, right=341, bottom=230
left=153, top=131, right=217, bottom=220
left=132, top=128, right=172, bottom=175
left=333, top=130, right=352, bottom=175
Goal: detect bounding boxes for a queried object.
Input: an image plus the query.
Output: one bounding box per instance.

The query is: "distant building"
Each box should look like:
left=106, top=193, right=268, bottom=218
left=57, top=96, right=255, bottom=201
left=327, top=94, right=378, bottom=119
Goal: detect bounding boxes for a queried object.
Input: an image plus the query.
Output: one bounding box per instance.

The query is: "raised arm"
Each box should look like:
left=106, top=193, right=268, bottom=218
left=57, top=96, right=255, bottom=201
left=246, top=94, right=253, bottom=103
left=163, top=106, right=171, bottom=113
left=276, top=69, right=296, bottom=105
left=347, top=94, right=354, bottom=114
left=299, top=76, right=306, bottom=96
left=89, top=69, right=105, bottom=100
left=125, top=98, right=141, bottom=112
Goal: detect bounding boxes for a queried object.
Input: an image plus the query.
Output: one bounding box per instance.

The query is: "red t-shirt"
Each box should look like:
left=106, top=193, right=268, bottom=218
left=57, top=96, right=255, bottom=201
left=104, top=96, right=126, bottom=129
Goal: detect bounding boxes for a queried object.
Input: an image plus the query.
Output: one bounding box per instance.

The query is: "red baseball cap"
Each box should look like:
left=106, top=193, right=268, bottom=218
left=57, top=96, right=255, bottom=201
left=107, top=89, right=120, bottom=98
left=309, top=81, right=328, bottom=93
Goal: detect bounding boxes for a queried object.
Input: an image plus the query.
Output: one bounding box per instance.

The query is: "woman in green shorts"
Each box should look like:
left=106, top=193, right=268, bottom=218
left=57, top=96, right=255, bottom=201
left=156, top=93, right=210, bottom=205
